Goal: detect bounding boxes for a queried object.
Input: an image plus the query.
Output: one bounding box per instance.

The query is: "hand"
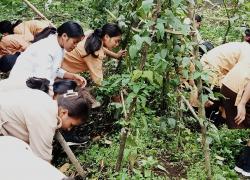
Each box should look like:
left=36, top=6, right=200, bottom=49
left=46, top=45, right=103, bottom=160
left=205, top=100, right=214, bottom=108
left=72, top=74, right=87, bottom=87
left=235, top=103, right=246, bottom=125
left=116, top=49, right=127, bottom=59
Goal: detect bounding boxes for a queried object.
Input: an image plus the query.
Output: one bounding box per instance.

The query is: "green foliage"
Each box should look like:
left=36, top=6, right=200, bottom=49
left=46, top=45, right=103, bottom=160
left=1, top=0, right=249, bottom=179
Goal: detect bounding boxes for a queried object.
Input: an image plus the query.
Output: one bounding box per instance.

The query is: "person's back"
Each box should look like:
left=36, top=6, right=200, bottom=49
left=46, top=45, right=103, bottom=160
left=0, top=136, right=66, bottom=180
left=201, top=42, right=242, bottom=72
left=9, top=34, right=64, bottom=84
left=201, top=42, right=250, bottom=87
left=0, top=34, right=30, bottom=56
left=0, top=88, right=58, bottom=161
left=14, top=20, right=52, bottom=41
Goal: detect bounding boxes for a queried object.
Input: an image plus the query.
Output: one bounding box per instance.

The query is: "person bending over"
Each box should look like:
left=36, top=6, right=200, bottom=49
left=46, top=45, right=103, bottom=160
left=0, top=21, right=86, bottom=92
left=61, top=23, right=126, bottom=85
left=0, top=87, right=92, bottom=162
left=0, top=19, right=54, bottom=41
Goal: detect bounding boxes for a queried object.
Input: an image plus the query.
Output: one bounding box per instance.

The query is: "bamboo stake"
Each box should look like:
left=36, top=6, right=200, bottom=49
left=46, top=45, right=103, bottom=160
left=55, top=132, right=87, bottom=178
left=22, top=0, right=49, bottom=21
left=115, top=90, right=128, bottom=172
left=115, top=128, right=128, bottom=172
left=180, top=93, right=200, bottom=122
left=187, top=0, right=212, bottom=179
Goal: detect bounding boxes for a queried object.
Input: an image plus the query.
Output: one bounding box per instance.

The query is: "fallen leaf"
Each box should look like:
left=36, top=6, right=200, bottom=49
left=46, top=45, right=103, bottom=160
left=59, top=163, right=70, bottom=173
left=92, top=136, right=101, bottom=142
left=104, top=139, right=112, bottom=145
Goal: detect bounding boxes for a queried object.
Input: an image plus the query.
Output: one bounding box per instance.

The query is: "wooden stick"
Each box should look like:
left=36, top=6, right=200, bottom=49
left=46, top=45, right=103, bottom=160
left=115, top=128, right=128, bottom=172
left=120, top=90, right=127, bottom=119
left=180, top=93, right=200, bottom=122
left=55, top=131, right=87, bottom=178
left=22, top=0, right=49, bottom=21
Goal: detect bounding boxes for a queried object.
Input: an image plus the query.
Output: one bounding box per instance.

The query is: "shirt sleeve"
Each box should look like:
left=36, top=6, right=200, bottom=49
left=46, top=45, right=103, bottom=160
left=14, top=25, right=34, bottom=42
left=12, top=38, right=30, bottom=52
left=56, top=67, right=66, bottom=79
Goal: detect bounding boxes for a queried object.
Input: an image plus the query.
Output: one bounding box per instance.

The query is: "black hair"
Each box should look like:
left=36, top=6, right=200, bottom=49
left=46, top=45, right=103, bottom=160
left=31, top=26, right=57, bottom=43
left=57, top=88, right=92, bottom=122
left=57, top=21, right=84, bottom=38
left=26, top=77, right=50, bottom=93
left=199, top=41, right=214, bottom=56
left=53, top=80, right=77, bottom=95
left=85, top=23, right=122, bottom=57
left=195, top=14, right=202, bottom=23
left=0, top=20, right=22, bottom=34
left=245, top=29, right=250, bottom=36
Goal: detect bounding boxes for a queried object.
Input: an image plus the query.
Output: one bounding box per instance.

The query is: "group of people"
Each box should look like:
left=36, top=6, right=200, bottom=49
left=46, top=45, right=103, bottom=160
left=0, top=15, right=250, bottom=178
left=0, top=19, right=126, bottom=179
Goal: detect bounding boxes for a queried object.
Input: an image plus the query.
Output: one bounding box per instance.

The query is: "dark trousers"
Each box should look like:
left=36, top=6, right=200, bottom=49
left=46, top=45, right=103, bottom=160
left=221, top=84, right=250, bottom=129
left=0, top=52, right=20, bottom=73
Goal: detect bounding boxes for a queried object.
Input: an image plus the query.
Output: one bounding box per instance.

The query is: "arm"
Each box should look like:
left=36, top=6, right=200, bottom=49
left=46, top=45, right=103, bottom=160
left=103, top=47, right=127, bottom=59
left=63, top=71, right=87, bottom=87
left=13, top=38, right=30, bottom=52
left=235, top=81, right=250, bottom=124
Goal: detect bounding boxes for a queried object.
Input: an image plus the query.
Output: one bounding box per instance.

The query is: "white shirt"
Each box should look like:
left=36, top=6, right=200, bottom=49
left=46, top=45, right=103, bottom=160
left=0, top=136, right=66, bottom=180
left=9, top=34, right=66, bottom=85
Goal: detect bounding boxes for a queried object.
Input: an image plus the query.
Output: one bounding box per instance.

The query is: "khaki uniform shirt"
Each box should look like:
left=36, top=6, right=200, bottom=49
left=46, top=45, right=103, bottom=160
left=0, top=89, right=61, bottom=161
left=61, top=33, right=106, bottom=85
left=0, top=34, right=30, bottom=56
left=201, top=42, right=249, bottom=88
left=222, top=53, right=250, bottom=105
left=14, top=20, right=52, bottom=41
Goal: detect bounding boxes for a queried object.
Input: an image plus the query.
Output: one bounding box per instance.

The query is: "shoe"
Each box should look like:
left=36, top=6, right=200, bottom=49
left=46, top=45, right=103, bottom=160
left=234, top=166, right=244, bottom=174
left=234, top=146, right=250, bottom=176
left=242, top=170, right=250, bottom=177
left=234, top=147, right=248, bottom=173
left=242, top=147, right=250, bottom=177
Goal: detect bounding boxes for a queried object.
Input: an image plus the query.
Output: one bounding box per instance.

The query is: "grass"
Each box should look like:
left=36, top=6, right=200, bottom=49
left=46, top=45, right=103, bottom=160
left=199, top=5, right=246, bottom=45
left=1, top=0, right=250, bottom=179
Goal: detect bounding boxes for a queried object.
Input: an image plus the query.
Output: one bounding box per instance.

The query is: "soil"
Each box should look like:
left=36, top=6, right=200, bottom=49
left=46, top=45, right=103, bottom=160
left=154, top=152, right=187, bottom=179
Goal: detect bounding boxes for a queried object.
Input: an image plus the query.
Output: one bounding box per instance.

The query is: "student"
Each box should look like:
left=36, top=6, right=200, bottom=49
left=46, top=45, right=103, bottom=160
left=0, top=21, right=86, bottom=92
left=217, top=51, right=250, bottom=129
left=0, top=19, right=53, bottom=41
left=195, top=14, right=202, bottom=30
left=193, top=14, right=204, bottom=44
left=0, top=27, right=57, bottom=73
left=189, top=42, right=250, bottom=124
left=0, top=87, right=92, bottom=162
left=0, top=34, right=30, bottom=72
left=61, top=23, right=126, bottom=85
left=0, top=136, right=67, bottom=180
